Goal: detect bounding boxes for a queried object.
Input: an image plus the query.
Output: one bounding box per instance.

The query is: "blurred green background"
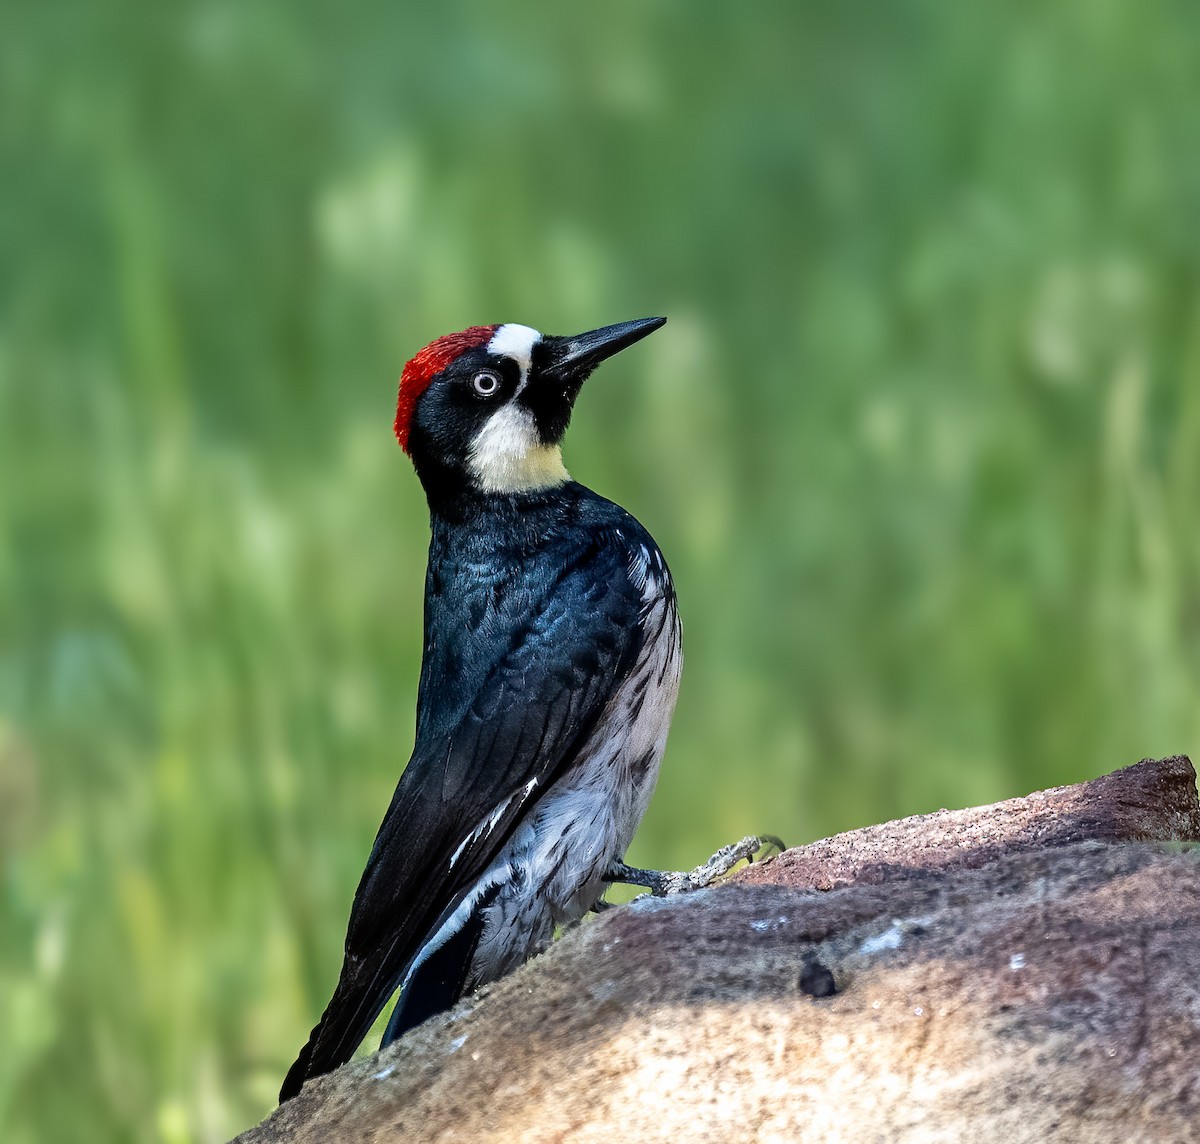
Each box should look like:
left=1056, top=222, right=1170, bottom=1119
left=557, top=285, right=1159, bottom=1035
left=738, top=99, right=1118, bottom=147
left=4, top=0, right=1200, bottom=1139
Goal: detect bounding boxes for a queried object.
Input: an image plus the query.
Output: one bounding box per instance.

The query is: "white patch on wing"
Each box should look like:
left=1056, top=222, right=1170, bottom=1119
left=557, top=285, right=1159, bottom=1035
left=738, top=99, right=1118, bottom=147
left=448, top=836, right=470, bottom=870
left=468, top=403, right=569, bottom=493
left=405, top=780, right=546, bottom=989
left=449, top=778, right=541, bottom=870
left=447, top=799, right=508, bottom=870
left=487, top=324, right=541, bottom=385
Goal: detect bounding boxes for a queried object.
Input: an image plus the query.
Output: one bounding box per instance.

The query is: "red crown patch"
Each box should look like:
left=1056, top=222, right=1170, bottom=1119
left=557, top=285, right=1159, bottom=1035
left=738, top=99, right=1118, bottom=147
left=394, top=325, right=498, bottom=453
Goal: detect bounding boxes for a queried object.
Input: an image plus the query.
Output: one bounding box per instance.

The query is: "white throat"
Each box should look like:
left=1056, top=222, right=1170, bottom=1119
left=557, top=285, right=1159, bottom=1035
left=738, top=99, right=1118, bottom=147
left=468, top=404, right=569, bottom=493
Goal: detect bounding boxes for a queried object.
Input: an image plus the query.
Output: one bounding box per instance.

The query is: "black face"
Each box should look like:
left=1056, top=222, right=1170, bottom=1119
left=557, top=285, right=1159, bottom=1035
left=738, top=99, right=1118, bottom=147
left=525, top=338, right=595, bottom=444
left=406, top=317, right=667, bottom=505
left=408, top=345, right=525, bottom=480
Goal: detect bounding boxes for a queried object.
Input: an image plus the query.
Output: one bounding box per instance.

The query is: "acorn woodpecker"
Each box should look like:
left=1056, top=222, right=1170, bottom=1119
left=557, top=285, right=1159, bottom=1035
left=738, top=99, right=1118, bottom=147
left=280, top=317, right=688, bottom=1101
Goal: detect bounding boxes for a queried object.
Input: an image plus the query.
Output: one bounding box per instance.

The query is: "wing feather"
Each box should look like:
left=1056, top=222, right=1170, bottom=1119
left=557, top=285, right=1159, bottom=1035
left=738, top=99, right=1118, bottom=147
left=280, top=531, right=645, bottom=1100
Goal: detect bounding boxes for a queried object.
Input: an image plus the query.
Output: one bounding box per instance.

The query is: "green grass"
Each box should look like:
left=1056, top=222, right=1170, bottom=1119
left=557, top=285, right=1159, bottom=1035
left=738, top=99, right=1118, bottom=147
left=4, top=1, right=1200, bottom=1139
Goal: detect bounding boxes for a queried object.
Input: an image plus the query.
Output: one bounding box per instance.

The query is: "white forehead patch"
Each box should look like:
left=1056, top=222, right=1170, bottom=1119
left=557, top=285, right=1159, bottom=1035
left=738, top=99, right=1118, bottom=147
left=487, top=324, right=542, bottom=379
left=468, top=403, right=569, bottom=494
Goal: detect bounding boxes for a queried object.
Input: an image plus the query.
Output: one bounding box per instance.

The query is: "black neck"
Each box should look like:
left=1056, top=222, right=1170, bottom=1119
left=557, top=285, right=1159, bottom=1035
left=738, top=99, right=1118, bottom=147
left=426, top=479, right=584, bottom=534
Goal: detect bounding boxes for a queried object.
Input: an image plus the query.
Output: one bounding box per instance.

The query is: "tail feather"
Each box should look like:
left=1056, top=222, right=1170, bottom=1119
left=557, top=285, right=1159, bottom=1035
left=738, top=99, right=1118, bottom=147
left=279, top=884, right=498, bottom=1103
left=278, top=956, right=400, bottom=1102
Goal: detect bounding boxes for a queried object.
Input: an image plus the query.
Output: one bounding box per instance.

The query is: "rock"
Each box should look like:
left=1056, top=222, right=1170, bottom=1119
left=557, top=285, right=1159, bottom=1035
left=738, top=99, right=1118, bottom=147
left=735, top=754, right=1200, bottom=891
left=236, top=757, right=1200, bottom=1143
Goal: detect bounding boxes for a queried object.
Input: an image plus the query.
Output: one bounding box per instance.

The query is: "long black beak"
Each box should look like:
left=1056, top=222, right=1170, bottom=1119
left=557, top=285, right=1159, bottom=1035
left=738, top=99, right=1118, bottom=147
left=541, top=316, right=666, bottom=385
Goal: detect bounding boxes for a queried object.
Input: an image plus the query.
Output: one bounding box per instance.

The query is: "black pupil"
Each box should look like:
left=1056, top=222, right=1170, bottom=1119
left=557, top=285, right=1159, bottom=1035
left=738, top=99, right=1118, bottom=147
left=476, top=373, right=496, bottom=393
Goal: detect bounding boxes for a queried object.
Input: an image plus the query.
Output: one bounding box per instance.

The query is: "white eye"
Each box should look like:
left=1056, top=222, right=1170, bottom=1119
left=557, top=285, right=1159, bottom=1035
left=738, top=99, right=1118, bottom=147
left=471, top=371, right=501, bottom=397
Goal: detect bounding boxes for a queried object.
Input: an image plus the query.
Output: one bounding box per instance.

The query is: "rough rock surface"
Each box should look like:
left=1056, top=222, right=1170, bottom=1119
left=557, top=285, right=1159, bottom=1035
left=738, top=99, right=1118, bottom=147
left=737, top=752, right=1200, bottom=890
left=237, top=757, right=1200, bottom=1143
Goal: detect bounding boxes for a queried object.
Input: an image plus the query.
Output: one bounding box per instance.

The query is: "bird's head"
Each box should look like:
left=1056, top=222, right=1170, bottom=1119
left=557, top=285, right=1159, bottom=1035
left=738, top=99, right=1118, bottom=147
left=394, top=317, right=666, bottom=504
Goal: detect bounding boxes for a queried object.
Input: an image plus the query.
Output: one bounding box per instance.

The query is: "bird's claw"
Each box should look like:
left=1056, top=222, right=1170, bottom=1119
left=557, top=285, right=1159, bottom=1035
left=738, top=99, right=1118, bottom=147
left=604, top=834, right=785, bottom=897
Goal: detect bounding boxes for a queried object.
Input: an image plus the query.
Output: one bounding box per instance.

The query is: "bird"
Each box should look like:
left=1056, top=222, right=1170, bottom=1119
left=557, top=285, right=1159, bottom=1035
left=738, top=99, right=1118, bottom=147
left=279, top=316, right=687, bottom=1101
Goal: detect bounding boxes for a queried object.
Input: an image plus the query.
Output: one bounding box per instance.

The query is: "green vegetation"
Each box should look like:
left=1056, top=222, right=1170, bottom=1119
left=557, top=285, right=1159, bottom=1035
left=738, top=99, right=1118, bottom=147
left=4, top=1, right=1200, bottom=1139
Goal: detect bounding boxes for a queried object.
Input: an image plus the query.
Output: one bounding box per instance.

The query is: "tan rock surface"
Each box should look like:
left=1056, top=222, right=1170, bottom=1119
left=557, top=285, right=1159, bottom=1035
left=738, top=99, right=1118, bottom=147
left=237, top=757, right=1200, bottom=1143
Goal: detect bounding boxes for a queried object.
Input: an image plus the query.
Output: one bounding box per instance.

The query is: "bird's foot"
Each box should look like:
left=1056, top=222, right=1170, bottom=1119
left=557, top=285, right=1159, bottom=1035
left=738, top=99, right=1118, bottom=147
left=604, top=834, right=785, bottom=897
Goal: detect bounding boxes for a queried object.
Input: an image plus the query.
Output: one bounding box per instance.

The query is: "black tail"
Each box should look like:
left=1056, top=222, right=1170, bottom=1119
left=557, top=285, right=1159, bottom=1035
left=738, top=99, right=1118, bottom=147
left=278, top=953, right=400, bottom=1102
left=279, top=883, right=498, bottom=1103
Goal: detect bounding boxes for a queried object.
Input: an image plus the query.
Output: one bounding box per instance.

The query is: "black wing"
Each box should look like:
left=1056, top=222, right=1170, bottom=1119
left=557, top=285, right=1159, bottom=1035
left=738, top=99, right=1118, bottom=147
left=280, top=532, right=645, bottom=1100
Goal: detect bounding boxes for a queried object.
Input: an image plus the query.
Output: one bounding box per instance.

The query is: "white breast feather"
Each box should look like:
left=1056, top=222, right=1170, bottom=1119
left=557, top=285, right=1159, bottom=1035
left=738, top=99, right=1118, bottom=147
left=467, top=404, right=569, bottom=493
